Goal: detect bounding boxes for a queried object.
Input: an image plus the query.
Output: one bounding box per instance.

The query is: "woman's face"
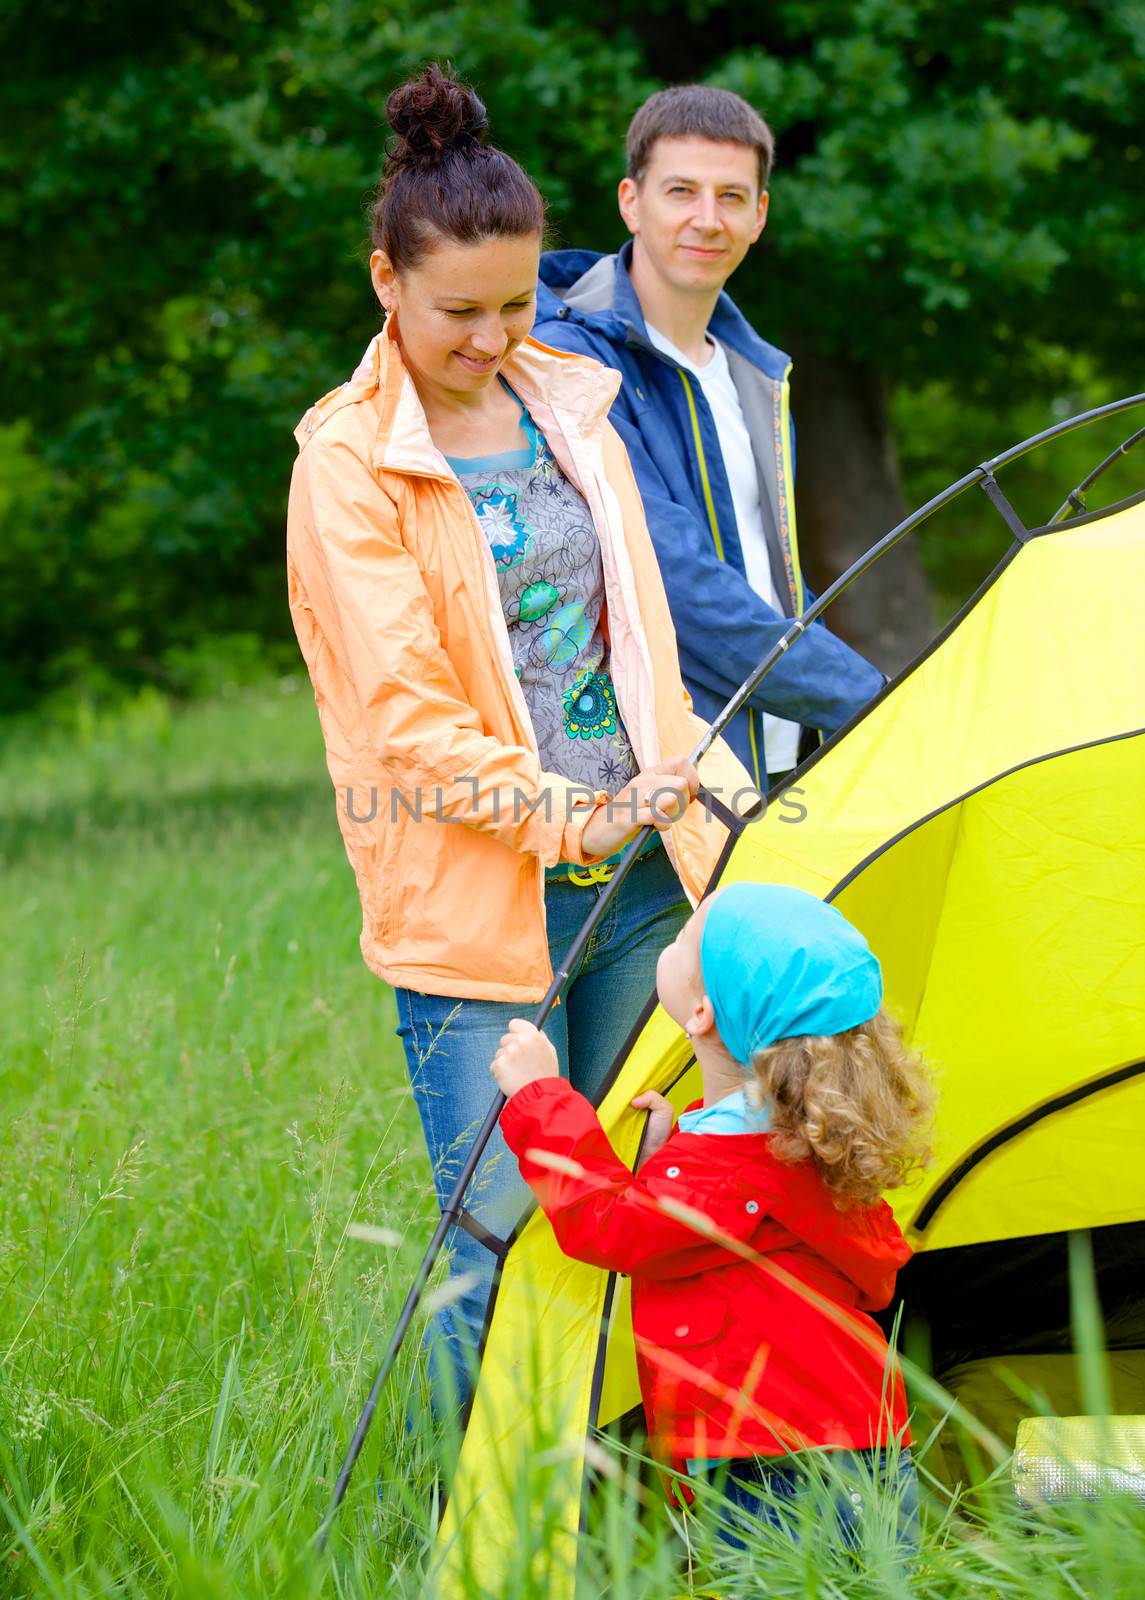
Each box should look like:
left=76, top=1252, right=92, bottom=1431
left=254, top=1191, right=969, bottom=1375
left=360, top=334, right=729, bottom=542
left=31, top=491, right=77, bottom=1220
left=371, top=232, right=541, bottom=398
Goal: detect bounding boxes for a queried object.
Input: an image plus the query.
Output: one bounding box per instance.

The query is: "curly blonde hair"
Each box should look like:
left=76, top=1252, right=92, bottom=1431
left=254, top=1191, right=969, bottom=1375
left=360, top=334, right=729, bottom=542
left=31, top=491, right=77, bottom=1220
left=750, top=1006, right=934, bottom=1208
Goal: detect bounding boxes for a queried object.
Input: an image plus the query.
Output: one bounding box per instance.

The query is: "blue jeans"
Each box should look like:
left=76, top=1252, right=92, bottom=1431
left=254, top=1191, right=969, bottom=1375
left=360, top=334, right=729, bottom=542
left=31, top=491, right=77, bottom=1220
left=394, top=845, right=689, bottom=1418
left=696, top=1447, right=920, bottom=1555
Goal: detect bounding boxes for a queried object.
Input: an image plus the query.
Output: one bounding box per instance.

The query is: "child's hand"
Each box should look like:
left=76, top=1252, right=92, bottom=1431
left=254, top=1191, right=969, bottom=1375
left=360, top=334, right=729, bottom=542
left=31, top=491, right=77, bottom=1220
left=631, top=1091, right=676, bottom=1166
left=490, top=1018, right=560, bottom=1099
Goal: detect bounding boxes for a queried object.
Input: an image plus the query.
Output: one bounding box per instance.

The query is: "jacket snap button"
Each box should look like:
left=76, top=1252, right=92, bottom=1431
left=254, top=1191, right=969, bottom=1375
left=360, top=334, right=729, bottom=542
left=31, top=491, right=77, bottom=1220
left=665, top=1165, right=680, bottom=1178
left=745, top=1199, right=760, bottom=1214
left=675, top=1324, right=689, bottom=1338
left=557, top=306, right=570, bottom=319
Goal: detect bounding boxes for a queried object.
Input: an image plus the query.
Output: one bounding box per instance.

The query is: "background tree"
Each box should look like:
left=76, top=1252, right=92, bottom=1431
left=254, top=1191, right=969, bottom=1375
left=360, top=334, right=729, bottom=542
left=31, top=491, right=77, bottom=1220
left=0, top=0, right=649, bottom=710
left=2, top=0, right=1142, bottom=710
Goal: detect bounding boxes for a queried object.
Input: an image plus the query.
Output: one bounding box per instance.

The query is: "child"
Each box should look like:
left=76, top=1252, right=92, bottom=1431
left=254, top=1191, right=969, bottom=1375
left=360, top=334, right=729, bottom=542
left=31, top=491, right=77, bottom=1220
left=489, top=881, right=933, bottom=1550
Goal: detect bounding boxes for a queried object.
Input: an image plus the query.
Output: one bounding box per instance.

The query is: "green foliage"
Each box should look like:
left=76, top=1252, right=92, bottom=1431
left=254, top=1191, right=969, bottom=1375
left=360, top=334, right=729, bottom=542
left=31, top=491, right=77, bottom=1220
left=893, top=355, right=1145, bottom=612
left=0, top=0, right=647, bottom=710
left=2, top=1, right=1143, bottom=708
left=696, top=0, right=1145, bottom=388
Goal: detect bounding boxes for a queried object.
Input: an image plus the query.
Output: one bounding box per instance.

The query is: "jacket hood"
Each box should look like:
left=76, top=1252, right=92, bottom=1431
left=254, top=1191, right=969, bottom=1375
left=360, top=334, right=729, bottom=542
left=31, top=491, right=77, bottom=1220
left=536, top=242, right=791, bottom=381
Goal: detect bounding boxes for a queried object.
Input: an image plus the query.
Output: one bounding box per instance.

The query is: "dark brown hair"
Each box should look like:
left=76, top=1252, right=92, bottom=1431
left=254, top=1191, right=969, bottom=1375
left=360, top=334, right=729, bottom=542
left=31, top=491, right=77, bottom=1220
left=371, top=64, right=545, bottom=272
left=626, top=85, right=775, bottom=191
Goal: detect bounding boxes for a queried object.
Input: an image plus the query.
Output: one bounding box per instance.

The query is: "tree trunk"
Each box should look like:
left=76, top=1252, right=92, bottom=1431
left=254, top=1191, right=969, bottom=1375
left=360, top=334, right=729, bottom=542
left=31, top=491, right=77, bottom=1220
left=787, top=339, right=933, bottom=676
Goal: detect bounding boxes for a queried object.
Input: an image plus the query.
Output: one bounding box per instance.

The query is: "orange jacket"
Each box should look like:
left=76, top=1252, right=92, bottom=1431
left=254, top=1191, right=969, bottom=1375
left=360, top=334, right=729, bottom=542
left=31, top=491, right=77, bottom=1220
left=286, top=327, right=752, bottom=1002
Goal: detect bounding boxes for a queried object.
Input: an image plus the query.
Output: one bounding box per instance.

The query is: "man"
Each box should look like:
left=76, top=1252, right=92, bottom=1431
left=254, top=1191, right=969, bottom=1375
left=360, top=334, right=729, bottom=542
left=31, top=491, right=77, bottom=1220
left=534, top=85, right=885, bottom=790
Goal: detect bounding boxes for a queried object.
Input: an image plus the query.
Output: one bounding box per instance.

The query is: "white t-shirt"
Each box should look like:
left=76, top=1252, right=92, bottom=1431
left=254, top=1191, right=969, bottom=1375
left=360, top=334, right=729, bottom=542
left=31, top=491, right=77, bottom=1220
left=646, top=323, right=801, bottom=775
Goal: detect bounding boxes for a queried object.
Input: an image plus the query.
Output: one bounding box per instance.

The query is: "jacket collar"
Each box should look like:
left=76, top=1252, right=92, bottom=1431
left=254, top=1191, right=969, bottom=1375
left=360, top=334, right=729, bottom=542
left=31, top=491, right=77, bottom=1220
left=538, top=240, right=791, bottom=381
left=359, top=321, right=622, bottom=478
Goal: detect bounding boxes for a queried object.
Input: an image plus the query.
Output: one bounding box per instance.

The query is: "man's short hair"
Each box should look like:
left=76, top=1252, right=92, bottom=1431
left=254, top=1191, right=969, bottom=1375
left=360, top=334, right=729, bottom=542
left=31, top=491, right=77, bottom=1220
left=626, top=85, right=775, bottom=191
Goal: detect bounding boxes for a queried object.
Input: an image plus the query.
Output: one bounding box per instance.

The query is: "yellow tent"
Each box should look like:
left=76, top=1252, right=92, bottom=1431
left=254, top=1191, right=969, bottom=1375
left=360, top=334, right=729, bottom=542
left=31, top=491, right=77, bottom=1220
left=434, top=420, right=1145, bottom=1597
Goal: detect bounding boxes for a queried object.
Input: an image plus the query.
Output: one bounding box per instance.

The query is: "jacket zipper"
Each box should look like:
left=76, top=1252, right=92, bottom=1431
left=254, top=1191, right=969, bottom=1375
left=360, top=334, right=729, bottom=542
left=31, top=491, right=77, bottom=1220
left=677, top=369, right=763, bottom=791
left=386, top=457, right=542, bottom=754
left=390, top=455, right=556, bottom=990
left=542, top=412, right=701, bottom=902
left=777, top=361, right=822, bottom=756
left=453, top=482, right=556, bottom=988
left=677, top=370, right=725, bottom=561
left=777, top=362, right=805, bottom=616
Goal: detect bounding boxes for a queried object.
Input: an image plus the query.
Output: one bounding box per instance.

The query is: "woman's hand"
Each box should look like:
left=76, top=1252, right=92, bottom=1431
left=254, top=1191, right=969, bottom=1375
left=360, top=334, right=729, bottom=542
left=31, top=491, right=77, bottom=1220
left=490, top=1018, right=561, bottom=1099
left=580, top=755, right=700, bottom=860
left=631, top=1091, right=676, bottom=1167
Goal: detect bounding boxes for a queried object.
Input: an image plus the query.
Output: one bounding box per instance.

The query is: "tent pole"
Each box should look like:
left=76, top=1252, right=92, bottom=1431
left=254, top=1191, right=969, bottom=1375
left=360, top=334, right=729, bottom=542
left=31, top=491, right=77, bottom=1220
left=1051, top=424, right=1145, bottom=523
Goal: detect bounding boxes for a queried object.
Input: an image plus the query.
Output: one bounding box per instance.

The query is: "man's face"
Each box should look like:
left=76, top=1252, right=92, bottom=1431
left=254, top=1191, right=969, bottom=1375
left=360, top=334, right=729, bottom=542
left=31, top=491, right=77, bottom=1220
left=618, top=136, right=768, bottom=296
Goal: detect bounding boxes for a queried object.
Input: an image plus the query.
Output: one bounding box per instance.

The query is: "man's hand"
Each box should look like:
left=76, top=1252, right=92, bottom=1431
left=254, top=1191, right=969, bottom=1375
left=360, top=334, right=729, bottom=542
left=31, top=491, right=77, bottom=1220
left=631, top=1090, right=676, bottom=1167
left=490, top=1018, right=561, bottom=1099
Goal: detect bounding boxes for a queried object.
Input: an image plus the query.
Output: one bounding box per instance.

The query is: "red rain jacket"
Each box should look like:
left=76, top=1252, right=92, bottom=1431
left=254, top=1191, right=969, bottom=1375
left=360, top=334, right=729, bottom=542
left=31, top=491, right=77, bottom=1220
left=501, top=1079, right=912, bottom=1467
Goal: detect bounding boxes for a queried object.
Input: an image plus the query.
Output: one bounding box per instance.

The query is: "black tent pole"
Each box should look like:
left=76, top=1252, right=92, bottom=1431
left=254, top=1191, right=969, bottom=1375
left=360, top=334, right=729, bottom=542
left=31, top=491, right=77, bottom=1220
left=318, top=389, right=1145, bottom=1548
left=1051, top=423, right=1145, bottom=523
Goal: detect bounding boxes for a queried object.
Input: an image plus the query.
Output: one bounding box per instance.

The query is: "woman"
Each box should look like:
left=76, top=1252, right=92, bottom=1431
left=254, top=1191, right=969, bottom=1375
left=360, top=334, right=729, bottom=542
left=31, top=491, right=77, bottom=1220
left=286, top=64, right=750, bottom=1413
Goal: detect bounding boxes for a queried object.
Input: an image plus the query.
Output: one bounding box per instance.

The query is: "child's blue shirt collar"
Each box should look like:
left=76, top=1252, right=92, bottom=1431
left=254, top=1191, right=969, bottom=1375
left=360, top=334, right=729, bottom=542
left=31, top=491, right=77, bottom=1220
left=676, top=1088, right=770, bottom=1137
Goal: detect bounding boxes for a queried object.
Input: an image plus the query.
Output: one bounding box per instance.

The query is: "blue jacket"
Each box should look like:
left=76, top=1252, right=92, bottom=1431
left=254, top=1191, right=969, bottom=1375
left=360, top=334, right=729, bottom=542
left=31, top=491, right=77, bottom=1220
left=534, top=244, right=884, bottom=783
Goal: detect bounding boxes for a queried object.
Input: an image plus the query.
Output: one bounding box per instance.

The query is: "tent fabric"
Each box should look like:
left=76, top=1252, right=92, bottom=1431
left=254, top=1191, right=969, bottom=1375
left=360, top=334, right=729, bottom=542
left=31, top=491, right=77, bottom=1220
left=433, top=497, right=1145, bottom=1598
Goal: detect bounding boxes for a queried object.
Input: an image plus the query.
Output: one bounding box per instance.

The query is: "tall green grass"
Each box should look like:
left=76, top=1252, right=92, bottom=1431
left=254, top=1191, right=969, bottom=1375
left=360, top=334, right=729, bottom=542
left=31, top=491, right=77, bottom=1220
left=2, top=680, right=1143, bottom=1597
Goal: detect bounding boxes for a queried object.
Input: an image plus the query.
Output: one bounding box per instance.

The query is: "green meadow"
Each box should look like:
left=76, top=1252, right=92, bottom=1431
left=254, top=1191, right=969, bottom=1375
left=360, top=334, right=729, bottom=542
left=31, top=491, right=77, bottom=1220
left=2, top=680, right=1143, bottom=1597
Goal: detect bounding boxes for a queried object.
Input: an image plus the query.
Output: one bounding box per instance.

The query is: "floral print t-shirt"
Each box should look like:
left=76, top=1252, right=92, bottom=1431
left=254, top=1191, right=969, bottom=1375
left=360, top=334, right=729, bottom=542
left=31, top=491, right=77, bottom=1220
left=445, top=384, right=642, bottom=804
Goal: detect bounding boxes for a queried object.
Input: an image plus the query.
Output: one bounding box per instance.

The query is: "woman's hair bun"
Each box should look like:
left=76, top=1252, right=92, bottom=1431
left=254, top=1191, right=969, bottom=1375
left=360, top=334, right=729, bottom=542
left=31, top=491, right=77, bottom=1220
left=386, top=63, right=489, bottom=170
left=372, top=62, right=544, bottom=270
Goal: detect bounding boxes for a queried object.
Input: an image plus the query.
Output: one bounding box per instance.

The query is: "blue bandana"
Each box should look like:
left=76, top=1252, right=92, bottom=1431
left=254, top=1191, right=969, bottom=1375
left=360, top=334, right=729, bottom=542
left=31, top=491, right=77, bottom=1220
left=699, top=883, right=883, bottom=1067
